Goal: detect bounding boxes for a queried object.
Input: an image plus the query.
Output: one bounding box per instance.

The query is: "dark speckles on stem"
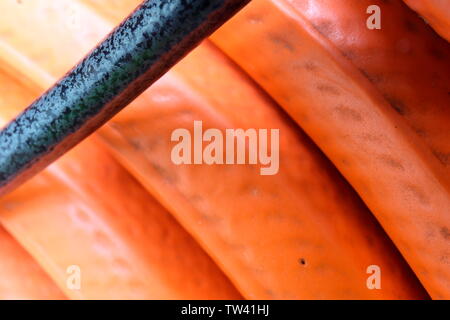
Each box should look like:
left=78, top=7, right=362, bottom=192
left=0, top=0, right=251, bottom=191
left=59, top=83, right=70, bottom=101
left=118, top=53, right=133, bottom=65
left=130, top=10, right=146, bottom=32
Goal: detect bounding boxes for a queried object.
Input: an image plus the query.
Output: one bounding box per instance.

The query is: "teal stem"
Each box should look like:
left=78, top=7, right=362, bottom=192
left=0, top=0, right=249, bottom=195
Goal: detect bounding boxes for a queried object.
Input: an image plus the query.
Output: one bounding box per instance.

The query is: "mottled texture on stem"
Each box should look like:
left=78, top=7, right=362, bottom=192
left=0, top=0, right=249, bottom=195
